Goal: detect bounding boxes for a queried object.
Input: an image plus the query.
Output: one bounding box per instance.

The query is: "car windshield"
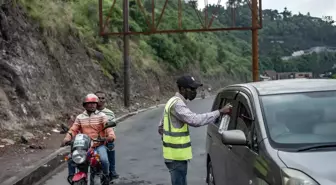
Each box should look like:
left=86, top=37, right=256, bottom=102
left=261, top=91, right=336, bottom=149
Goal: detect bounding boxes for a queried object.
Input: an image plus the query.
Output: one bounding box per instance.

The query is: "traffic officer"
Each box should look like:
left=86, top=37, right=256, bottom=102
left=158, top=75, right=232, bottom=185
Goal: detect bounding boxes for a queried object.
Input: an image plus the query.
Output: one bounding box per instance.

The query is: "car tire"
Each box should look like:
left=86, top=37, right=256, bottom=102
left=207, top=160, right=216, bottom=185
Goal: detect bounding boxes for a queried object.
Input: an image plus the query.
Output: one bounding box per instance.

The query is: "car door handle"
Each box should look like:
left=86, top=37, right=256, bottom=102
left=227, top=145, right=232, bottom=150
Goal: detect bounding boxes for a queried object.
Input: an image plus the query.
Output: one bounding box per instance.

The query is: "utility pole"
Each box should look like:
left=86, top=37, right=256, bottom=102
left=251, top=0, right=259, bottom=82
left=123, top=0, right=130, bottom=107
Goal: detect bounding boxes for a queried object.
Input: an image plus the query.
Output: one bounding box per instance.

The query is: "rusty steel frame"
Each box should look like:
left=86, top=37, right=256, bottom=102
left=98, top=0, right=262, bottom=35
left=98, top=0, right=263, bottom=106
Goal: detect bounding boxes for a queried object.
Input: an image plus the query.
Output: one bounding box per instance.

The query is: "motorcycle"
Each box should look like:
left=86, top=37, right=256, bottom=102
left=61, top=122, right=116, bottom=185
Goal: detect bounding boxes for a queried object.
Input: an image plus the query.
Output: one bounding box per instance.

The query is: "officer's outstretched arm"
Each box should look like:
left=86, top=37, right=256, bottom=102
left=172, top=101, right=220, bottom=127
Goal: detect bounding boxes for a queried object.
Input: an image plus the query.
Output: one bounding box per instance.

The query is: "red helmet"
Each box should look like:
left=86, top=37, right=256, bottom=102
left=83, top=93, right=99, bottom=104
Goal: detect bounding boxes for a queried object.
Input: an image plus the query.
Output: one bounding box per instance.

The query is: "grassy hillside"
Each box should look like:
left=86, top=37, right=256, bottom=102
left=18, top=0, right=253, bottom=82
left=17, top=0, right=336, bottom=81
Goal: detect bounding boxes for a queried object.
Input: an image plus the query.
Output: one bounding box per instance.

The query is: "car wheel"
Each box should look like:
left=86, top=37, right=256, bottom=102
left=207, top=160, right=216, bottom=185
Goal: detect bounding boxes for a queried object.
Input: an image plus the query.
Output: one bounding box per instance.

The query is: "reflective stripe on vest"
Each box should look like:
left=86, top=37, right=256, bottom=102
left=162, top=96, right=192, bottom=161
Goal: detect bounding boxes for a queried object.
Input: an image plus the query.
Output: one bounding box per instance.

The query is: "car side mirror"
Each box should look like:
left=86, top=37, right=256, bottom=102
left=221, top=130, right=247, bottom=145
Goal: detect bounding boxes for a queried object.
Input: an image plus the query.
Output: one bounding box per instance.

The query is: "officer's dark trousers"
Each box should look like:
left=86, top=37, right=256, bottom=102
left=165, top=160, right=188, bottom=185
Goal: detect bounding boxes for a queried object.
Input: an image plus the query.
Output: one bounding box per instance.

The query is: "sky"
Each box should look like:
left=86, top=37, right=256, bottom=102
left=194, top=0, right=336, bottom=20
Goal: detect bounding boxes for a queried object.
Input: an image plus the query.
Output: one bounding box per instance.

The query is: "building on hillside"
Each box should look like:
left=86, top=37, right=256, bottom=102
left=305, top=46, right=327, bottom=54
left=260, top=74, right=271, bottom=81
left=294, top=72, right=313, bottom=78
left=262, top=70, right=313, bottom=80
left=263, top=70, right=277, bottom=80
left=292, top=50, right=305, bottom=56
left=277, top=72, right=295, bottom=80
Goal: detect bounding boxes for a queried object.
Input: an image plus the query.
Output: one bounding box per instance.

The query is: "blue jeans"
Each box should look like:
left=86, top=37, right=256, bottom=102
left=165, top=161, right=188, bottom=185
left=68, top=145, right=110, bottom=176
left=106, top=141, right=116, bottom=173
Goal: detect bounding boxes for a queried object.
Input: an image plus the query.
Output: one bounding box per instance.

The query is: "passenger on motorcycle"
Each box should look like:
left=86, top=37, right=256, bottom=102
left=61, top=93, right=116, bottom=183
left=201, top=88, right=206, bottom=99
left=95, top=91, right=119, bottom=180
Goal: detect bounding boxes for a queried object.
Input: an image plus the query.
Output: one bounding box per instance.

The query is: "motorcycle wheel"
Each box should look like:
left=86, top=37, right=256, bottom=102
left=72, top=179, right=87, bottom=185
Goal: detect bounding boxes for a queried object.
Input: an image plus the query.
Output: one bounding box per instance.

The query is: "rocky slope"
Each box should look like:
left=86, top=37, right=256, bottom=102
left=0, top=2, right=239, bottom=137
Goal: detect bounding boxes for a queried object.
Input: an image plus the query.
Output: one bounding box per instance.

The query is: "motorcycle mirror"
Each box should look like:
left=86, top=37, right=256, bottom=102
left=60, top=124, right=69, bottom=134
left=103, top=120, right=117, bottom=130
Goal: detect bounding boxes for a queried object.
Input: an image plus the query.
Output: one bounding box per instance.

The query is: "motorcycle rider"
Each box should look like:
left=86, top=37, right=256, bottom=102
left=95, top=91, right=120, bottom=180
left=62, top=93, right=115, bottom=184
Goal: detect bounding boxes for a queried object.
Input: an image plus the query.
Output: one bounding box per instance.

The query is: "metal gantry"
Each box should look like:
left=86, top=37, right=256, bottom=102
left=98, top=0, right=262, bottom=107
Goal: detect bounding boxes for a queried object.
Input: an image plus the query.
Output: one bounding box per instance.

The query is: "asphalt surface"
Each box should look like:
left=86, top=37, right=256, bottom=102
left=42, top=97, right=215, bottom=185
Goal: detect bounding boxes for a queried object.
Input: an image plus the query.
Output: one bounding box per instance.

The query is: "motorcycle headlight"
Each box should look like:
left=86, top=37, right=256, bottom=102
left=282, top=168, right=319, bottom=185
left=72, top=149, right=87, bottom=164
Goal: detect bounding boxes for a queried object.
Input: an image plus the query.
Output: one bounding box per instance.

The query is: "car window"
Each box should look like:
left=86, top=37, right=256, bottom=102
left=226, top=99, right=238, bottom=130
left=261, top=90, right=336, bottom=149
left=214, top=98, right=226, bottom=126
left=235, top=102, right=253, bottom=138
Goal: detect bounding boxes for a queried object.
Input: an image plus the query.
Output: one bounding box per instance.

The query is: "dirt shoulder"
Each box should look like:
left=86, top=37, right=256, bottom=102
left=0, top=126, right=65, bottom=182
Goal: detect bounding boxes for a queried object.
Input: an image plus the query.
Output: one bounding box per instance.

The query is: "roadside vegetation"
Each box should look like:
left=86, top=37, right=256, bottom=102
left=18, top=0, right=336, bottom=79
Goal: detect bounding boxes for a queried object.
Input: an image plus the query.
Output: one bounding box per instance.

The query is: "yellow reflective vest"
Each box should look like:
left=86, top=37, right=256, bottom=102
left=162, top=96, right=192, bottom=161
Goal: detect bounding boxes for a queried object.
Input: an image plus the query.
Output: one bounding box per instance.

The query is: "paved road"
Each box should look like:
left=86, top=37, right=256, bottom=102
left=42, top=97, right=215, bottom=185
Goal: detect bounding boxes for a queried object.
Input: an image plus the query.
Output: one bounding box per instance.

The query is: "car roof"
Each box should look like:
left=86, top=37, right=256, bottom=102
left=225, top=79, right=336, bottom=95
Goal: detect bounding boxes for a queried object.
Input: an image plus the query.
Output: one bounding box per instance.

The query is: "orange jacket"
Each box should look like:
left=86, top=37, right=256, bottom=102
left=64, top=110, right=116, bottom=147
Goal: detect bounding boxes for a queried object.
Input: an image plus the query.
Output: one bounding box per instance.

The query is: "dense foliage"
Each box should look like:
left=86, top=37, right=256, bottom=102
left=258, top=7, right=336, bottom=74
left=207, top=1, right=336, bottom=74
left=18, top=0, right=336, bottom=78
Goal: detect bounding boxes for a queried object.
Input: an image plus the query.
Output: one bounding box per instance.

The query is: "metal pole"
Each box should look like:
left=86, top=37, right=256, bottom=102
left=251, top=0, right=259, bottom=82
left=123, top=0, right=130, bottom=107
left=99, top=0, right=103, bottom=35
